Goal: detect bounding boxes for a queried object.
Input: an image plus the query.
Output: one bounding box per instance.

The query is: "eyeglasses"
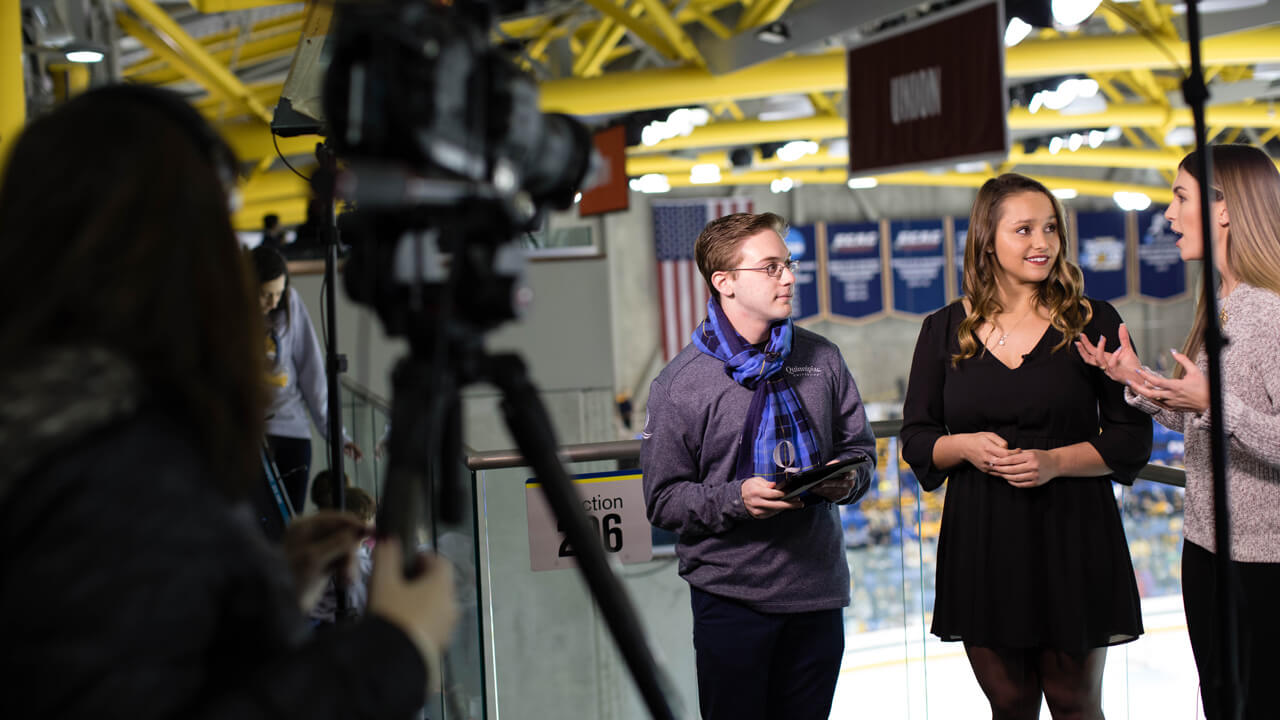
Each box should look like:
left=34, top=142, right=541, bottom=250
left=723, top=259, right=799, bottom=279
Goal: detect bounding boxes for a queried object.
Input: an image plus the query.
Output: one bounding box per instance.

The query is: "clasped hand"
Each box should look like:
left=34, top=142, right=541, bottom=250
left=962, top=431, right=1056, bottom=488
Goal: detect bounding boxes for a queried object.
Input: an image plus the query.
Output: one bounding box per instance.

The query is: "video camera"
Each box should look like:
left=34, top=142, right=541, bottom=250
left=321, top=0, right=599, bottom=336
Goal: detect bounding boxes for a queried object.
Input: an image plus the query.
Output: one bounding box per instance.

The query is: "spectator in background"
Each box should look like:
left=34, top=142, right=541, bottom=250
left=260, top=212, right=287, bottom=250
left=251, top=244, right=363, bottom=515
left=0, top=84, right=456, bottom=718
left=1077, top=144, right=1280, bottom=719
left=902, top=173, right=1152, bottom=720
left=311, top=485, right=378, bottom=626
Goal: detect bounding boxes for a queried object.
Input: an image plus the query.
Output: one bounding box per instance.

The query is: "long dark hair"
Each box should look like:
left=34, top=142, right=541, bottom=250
left=954, top=173, right=1091, bottom=364
left=250, top=244, right=292, bottom=330
left=0, top=85, right=266, bottom=496
left=1174, top=144, right=1280, bottom=377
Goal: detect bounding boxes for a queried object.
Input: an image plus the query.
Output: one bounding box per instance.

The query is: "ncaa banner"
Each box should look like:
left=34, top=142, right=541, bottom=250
left=826, top=221, right=885, bottom=321
left=889, top=219, right=947, bottom=315
left=786, top=225, right=822, bottom=321
left=1075, top=211, right=1129, bottom=302
left=1136, top=208, right=1187, bottom=300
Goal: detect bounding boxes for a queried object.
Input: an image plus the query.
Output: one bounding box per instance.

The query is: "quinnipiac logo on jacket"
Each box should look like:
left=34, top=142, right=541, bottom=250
left=785, top=365, right=823, bottom=377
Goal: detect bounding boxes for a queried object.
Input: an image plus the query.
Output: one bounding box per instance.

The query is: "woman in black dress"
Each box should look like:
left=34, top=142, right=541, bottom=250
left=901, top=173, right=1152, bottom=719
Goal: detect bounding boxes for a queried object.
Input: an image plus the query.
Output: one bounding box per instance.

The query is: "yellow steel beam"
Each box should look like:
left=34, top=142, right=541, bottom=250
left=125, top=11, right=302, bottom=77
left=117, top=12, right=239, bottom=104
left=541, top=27, right=1280, bottom=114
left=221, top=120, right=318, bottom=161
left=737, top=0, right=795, bottom=31
left=687, top=4, right=732, bottom=39
left=634, top=0, right=703, bottom=65
left=189, top=0, right=299, bottom=10
left=1259, top=128, right=1280, bottom=145
left=240, top=168, right=310, bottom=204
left=48, top=63, right=91, bottom=101
left=574, top=13, right=618, bottom=76
left=808, top=92, right=838, bottom=117
left=194, top=78, right=282, bottom=120
left=655, top=166, right=1175, bottom=203
left=623, top=102, right=1280, bottom=156
left=0, top=0, right=24, bottom=170
left=581, top=0, right=679, bottom=61
left=129, top=28, right=300, bottom=86
left=122, top=0, right=273, bottom=123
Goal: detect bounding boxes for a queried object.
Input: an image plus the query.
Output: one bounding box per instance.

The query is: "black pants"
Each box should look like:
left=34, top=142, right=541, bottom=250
left=1183, top=539, right=1280, bottom=719
left=266, top=434, right=312, bottom=514
left=690, top=586, right=844, bottom=720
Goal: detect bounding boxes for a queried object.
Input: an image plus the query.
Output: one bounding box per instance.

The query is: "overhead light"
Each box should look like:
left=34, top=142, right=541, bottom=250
left=690, top=163, right=721, bottom=184
left=826, top=138, right=849, bottom=157
left=1114, top=191, right=1152, bottom=211
left=1005, top=17, right=1034, bottom=47
left=64, top=42, right=105, bottom=63
left=1049, top=136, right=1064, bottom=154
left=1088, top=129, right=1106, bottom=148
left=1068, top=133, right=1084, bottom=151
left=770, top=177, right=795, bottom=194
left=629, top=174, right=670, bottom=193
left=776, top=140, right=819, bottom=162
left=955, top=161, right=988, bottom=173
left=574, top=192, right=583, bottom=204
left=1052, top=188, right=1079, bottom=199
left=847, top=177, right=878, bottom=189
left=1165, top=126, right=1196, bottom=147
left=1051, top=0, right=1103, bottom=27
left=755, top=21, right=790, bottom=44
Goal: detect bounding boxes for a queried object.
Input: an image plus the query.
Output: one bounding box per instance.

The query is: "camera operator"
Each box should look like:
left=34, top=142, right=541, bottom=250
left=0, top=84, right=457, bottom=718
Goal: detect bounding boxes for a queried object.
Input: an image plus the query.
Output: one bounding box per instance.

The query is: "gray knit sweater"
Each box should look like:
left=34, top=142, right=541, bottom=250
left=1127, top=283, right=1280, bottom=561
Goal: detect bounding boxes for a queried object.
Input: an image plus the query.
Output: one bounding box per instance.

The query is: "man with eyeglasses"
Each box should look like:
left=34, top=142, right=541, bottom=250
left=641, top=212, right=876, bottom=720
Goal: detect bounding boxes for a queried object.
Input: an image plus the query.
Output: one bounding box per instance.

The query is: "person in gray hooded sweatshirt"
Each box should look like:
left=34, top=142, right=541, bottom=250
left=641, top=211, right=876, bottom=720
left=251, top=245, right=362, bottom=515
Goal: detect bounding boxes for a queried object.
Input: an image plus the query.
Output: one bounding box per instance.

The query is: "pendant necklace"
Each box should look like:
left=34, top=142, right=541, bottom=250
left=993, top=304, right=1036, bottom=347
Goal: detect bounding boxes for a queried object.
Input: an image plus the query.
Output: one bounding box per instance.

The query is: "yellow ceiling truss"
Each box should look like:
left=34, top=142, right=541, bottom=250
left=98, top=0, right=1280, bottom=228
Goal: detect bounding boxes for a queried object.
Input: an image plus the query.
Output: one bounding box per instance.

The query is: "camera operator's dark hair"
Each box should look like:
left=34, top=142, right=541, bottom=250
left=0, top=85, right=266, bottom=496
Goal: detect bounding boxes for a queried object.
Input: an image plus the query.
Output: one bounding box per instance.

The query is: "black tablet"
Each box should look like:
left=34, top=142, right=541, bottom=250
left=776, top=456, right=871, bottom=500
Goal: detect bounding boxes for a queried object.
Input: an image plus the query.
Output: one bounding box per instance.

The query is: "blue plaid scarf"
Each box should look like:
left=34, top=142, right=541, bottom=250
left=692, top=297, right=821, bottom=485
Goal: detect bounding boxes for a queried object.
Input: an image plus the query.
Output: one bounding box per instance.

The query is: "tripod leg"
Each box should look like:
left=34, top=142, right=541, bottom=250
left=484, top=352, right=679, bottom=720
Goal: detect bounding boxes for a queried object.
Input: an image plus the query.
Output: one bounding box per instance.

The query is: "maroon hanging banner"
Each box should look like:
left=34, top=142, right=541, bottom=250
left=846, top=0, right=1008, bottom=176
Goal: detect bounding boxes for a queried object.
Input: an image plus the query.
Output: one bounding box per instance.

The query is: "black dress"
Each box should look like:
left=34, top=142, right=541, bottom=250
left=900, top=298, right=1152, bottom=653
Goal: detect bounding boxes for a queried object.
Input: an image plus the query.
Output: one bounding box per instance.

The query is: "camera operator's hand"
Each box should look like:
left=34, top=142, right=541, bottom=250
left=369, top=539, right=460, bottom=688
left=283, top=511, right=371, bottom=611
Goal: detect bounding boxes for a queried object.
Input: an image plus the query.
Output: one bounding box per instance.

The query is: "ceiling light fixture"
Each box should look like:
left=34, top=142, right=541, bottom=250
left=755, top=21, right=790, bottom=45
left=64, top=42, right=105, bottom=63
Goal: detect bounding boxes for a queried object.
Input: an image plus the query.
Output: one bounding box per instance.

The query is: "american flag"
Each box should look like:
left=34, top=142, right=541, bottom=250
left=653, top=197, right=753, bottom=363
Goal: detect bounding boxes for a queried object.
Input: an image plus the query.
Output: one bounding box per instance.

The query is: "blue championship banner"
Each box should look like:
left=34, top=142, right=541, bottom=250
left=1076, top=211, right=1129, bottom=302
left=953, top=217, right=969, bottom=298
left=889, top=219, right=947, bottom=314
left=827, top=221, right=885, bottom=320
left=786, top=225, right=821, bottom=321
left=1136, top=208, right=1187, bottom=300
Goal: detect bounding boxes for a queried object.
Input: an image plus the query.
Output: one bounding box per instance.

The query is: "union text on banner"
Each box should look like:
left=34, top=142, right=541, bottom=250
left=652, top=198, right=753, bottom=363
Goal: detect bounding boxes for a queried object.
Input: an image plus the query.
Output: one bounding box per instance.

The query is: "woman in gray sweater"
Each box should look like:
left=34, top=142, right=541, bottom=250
left=1077, top=143, right=1280, bottom=719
